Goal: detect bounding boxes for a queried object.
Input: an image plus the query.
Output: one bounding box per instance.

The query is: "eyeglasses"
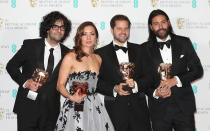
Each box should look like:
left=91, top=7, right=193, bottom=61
left=51, top=25, right=65, bottom=31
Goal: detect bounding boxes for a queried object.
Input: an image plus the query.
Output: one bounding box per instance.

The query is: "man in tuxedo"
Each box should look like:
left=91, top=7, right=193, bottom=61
left=96, top=14, right=151, bottom=131
left=142, top=9, right=203, bottom=131
left=6, top=11, right=71, bottom=131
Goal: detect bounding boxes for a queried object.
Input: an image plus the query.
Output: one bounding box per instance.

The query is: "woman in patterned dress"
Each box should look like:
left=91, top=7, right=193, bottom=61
left=55, top=21, right=115, bottom=131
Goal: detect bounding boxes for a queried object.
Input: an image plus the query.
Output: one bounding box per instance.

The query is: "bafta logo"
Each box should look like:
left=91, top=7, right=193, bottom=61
left=30, top=0, right=38, bottom=7
left=0, top=18, right=3, bottom=29
left=91, top=0, right=99, bottom=7
left=0, top=108, right=4, bottom=120
left=0, top=64, right=4, bottom=75
left=209, top=40, right=210, bottom=48
left=177, top=18, right=185, bottom=29
left=209, top=83, right=210, bottom=89
left=151, top=0, right=159, bottom=7
left=119, top=62, right=135, bottom=93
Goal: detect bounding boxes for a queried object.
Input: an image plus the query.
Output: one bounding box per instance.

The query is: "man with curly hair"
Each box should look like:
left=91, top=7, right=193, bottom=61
left=6, top=11, right=71, bottom=131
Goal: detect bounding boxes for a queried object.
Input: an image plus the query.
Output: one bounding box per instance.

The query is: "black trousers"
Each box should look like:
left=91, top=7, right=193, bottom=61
left=105, top=96, right=151, bottom=131
left=151, top=102, right=195, bottom=131
left=17, top=93, right=57, bottom=131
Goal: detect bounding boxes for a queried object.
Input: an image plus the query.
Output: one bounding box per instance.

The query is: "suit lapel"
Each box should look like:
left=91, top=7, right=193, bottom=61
left=61, top=44, right=68, bottom=58
left=48, top=44, right=66, bottom=79
left=106, top=43, right=123, bottom=80
left=107, top=42, right=120, bottom=66
left=50, top=44, right=68, bottom=78
left=35, top=39, right=45, bottom=70
left=171, top=35, right=181, bottom=65
left=170, top=35, right=182, bottom=75
left=148, top=41, right=163, bottom=70
left=127, top=42, right=135, bottom=63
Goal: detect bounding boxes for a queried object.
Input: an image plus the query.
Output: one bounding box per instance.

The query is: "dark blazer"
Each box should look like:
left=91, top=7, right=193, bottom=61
left=95, top=42, right=151, bottom=131
left=142, top=34, right=203, bottom=120
left=6, top=38, right=69, bottom=125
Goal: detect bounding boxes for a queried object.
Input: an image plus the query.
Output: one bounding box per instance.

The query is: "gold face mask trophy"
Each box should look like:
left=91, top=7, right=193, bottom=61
left=119, top=62, right=135, bottom=93
left=27, top=68, right=48, bottom=100
left=158, top=63, right=172, bottom=93
left=71, top=81, right=88, bottom=111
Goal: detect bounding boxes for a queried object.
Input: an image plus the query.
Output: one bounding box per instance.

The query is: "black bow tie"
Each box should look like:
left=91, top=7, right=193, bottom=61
left=157, top=40, right=171, bottom=50
left=114, top=45, right=128, bottom=53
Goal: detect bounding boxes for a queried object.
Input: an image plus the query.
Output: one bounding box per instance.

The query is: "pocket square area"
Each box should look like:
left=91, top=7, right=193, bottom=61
left=180, top=55, right=184, bottom=58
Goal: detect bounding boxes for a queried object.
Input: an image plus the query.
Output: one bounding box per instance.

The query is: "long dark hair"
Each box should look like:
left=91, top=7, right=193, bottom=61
left=73, top=21, right=99, bottom=62
left=148, top=9, right=174, bottom=41
left=39, top=11, right=72, bottom=43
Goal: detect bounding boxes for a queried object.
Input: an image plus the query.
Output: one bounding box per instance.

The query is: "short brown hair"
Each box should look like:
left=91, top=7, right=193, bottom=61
left=110, top=14, right=131, bottom=29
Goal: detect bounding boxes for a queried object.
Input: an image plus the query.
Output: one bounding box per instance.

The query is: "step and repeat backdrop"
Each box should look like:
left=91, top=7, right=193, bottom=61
left=0, top=0, right=210, bottom=130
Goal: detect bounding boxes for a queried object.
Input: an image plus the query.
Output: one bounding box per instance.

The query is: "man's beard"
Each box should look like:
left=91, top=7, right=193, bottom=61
left=113, top=33, right=129, bottom=43
left=49, top=33, right=64, bottom=43
left=154, top=28, right=170, bottom=39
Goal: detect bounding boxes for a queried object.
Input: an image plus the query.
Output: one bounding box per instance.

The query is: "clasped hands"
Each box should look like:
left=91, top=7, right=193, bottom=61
left=114, top=79, right=135, bottom=96
left=155, top=78, right=177, bottom=98
left=70, top=89, right=86, bottom=104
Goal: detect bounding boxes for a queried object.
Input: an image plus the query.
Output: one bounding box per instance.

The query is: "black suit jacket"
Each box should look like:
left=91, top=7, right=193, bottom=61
left=95, top=42, right=152, bottom=130
left=142, top=34, right=203, bottom=120
left=6, top=38, right=69, bottom=121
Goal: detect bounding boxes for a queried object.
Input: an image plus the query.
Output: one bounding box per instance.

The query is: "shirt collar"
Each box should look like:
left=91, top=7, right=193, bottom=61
left=45, top=39, right=60, bottom=50
left=113, top=40, right=128, bottom=48
left=156, top=35, right=171, bottom=42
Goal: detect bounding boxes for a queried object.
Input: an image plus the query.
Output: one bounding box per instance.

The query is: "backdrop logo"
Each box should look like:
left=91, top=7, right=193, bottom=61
left=0, top=18, right=3, bottom=29
left=134, top=0, right=138, bottom=8
left=12, top=89, right=17, bottom=98
left=11, top=0, right=16, bottom=8
left=192, top=0, right=197, bottom=8
left=151, top=0, right=159, bottom=7
left=209, top=40, right=210, bottom=48
left=193, top=42, right=197, bottom=51
left=100, top=21, right=105, bottom=30
left=29, top=0, right=38, bottom=7
left=91, top=0, right=99, bottom=7
left=11, top=44, right=17, bottom=53
left=0, top=108, right=4, bottom=120
left=209, top=0, right=210, bottom=6
left=192, top=85, right=198, bottom=94
left=177, top=18, right=185, bottom=29
left=0, top=63, right=4, bottom=75
left=73, top=0, right=78, bottom=8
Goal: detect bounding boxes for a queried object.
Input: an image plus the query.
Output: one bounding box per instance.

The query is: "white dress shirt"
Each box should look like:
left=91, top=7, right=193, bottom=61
left=44, top=39, right=61, bottom=71
left=113, top=41, right=138, bottom=97
left=153, top=36, right=182, bottom=98
left=24, top=39, right=62, bottom=100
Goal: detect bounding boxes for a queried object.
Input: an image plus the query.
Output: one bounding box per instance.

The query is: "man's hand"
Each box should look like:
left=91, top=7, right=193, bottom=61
left=114, top=83, right=130, bottom=96
left=25, top=79, right=42, bottom=92
left=162, top=78, right=177, bottom=89
left=155, top=82, right=171, bottom=98
left=126, top=78, right=135, bottom=88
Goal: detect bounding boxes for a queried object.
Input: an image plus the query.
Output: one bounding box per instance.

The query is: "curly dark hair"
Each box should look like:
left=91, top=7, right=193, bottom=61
left=73, top=21, right=99, bottom=62
left=39, top=11, right=72, bottom=43
left=110, top=14, right=131, bottom=29
left=148, top=9, right=174, bottom=41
